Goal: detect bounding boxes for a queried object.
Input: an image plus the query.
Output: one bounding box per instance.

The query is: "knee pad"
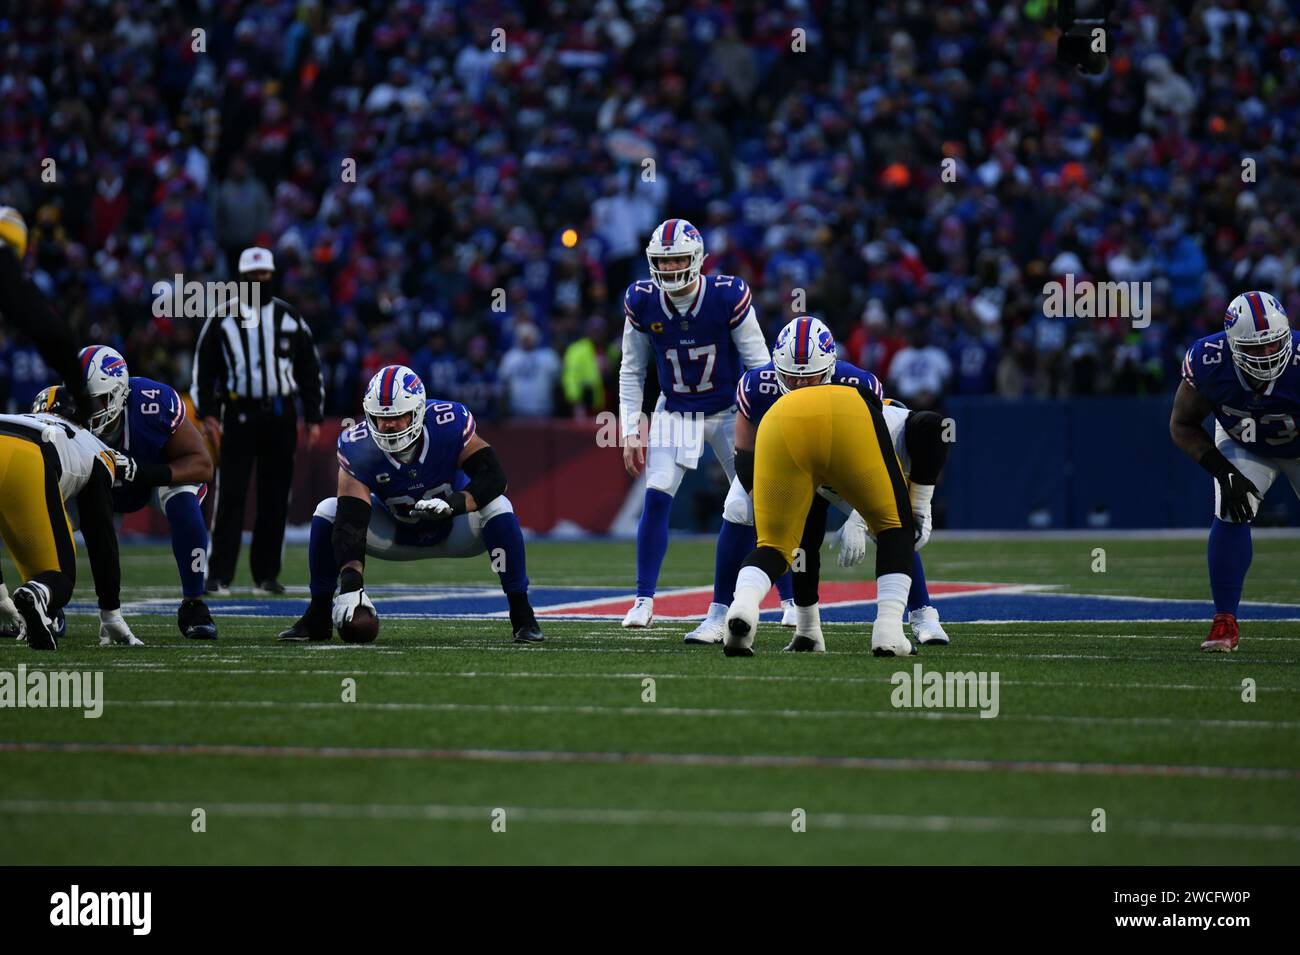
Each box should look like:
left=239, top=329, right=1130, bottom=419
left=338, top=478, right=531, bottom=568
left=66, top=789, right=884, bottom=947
left=477, top=493, right=514, bottom=523
left=722, top=480, right=754, bottom=525
left=157, top=484, right=202, bottom=511
left=313, top=497, right=338, bottom=522
left=744, top=545, right=789, bottom=582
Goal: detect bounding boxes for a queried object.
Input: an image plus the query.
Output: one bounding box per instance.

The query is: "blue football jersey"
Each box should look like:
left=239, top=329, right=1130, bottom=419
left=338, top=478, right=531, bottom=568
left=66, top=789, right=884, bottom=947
left=1183, top=330, right=1300, bottom=458
left=624, top=274, right=754, bottom=415
left=110, top=377, right=188, bottom=513
left=336, top=398, right=476, bottom=544
left=735, top=360, right=883, bottom=427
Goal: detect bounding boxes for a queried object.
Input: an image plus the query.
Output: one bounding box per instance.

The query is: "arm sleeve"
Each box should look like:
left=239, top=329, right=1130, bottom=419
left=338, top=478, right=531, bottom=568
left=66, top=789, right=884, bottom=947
left=76, top=460, right=122, bottom=611
left=618, top=318, right=652, bottom=437
left=293, top=315, right=324, bottom=423
left=730, top=308, right=771, bottom=369
left=192, top=316, right=225, bottom=419
left=0, top=246, right=92, bottom=412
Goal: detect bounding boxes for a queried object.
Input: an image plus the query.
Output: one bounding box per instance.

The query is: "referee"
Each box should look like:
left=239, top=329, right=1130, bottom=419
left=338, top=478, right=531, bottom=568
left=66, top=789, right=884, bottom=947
left=192, top=247, right=323, bottom=595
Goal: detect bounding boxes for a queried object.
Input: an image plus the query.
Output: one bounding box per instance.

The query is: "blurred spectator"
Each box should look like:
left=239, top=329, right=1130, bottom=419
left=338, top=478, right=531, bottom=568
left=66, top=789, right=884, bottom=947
left=499, top=322, right=562, bottom=418
left=563, top=316, right=618, bottom=417
left=889, top=326, right=953, bottom=411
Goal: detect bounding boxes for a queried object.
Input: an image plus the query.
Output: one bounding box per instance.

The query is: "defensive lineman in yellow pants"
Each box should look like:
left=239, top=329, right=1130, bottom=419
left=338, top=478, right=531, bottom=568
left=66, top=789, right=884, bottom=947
left=724, top=383, right=918, bottom=657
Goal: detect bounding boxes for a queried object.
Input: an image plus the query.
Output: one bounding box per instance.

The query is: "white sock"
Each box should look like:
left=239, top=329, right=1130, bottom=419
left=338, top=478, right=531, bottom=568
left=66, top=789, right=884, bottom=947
left=734, top=566, right=772, bottom=608
left=910, top=483, right=935, bottom=509
left=795, top=603, right=822, bottom=636
left=876, top=572, right=911, bottom=625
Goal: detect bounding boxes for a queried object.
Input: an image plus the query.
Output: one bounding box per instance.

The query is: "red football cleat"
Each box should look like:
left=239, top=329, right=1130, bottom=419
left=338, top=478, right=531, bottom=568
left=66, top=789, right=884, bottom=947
left=1200, top=612, right=1239, bottom=653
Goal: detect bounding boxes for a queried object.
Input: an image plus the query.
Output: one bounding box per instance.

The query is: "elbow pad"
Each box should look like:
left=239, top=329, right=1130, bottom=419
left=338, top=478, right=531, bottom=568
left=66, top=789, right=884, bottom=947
left=735, top=447, right=755, bottom=494
left=332, top=496, right=371, bottom=569
left=462, top=446, right=507, bottom=507
left=904, top=411, right=950, bottom=486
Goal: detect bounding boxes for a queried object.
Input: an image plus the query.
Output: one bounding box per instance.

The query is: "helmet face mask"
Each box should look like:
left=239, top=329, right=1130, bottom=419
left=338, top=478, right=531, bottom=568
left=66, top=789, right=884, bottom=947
left=78, top=345, right=130, bottom=436
left=31, top=385, right=78, bottom=421
left=1224, top=291, right=1293, bottom=382
left=362, top=364, right=427, bottom=454
left=646, top=219, right=704, bottom=293
left=773, top=316, right=837, bottom=395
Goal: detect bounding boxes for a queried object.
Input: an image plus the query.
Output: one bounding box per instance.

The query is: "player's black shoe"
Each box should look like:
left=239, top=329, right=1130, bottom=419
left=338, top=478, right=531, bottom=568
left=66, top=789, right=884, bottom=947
left=254, top=579, right=286, bottom=596
left=278, top=598, right=332, bottom=642
left=15, top=583, right=56, bottom=651
left=512, top=620, right=544, bottom=644
left=204, top=578, right=230, bottom=596
left=507, top=592, right=543, bottom=643
left=178, top=597, right=218, bottom=640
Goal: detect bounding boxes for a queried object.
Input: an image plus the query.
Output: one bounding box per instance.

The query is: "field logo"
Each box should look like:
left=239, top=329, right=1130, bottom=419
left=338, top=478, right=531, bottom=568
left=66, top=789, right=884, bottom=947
left=890, top=664, right=999, bottom=719
left=50, top=885, right=151, bottom=935
left=0, top=665, right=103, bottom=719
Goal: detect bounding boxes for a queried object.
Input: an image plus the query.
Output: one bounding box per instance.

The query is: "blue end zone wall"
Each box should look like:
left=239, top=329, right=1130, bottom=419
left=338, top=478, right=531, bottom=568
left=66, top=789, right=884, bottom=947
left=670, top=396, right=1300, bottom=531
left=940, top=396, right=1300, bottom=529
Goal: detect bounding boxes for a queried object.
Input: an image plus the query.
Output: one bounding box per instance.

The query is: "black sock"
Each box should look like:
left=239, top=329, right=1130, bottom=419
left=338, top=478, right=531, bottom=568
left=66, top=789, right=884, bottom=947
left=507, top=591, right=535, bottom=628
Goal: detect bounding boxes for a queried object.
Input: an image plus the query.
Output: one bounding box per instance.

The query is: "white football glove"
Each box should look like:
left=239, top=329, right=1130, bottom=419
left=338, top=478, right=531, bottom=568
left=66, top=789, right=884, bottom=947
left=911, top=483, right=935, bottom=551
left=111, top=451, right=137, bottom=487
left=99, top=609, right=143, bottom=646
left=410, top=497, right=455, bottom=519
left=332, top=588, right=376, bottom=628
left=837, top=511, right=868, bottom=567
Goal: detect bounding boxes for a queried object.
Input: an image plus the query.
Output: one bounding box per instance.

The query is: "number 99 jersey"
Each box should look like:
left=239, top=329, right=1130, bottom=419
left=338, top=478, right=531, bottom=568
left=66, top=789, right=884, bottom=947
left=1183, top=331, right=1300, bottom=458
left=336, top=398, right=476, bottom=538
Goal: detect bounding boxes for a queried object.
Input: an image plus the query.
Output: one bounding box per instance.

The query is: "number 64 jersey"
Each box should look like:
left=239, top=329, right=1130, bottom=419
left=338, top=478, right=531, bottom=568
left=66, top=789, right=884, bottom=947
left=1182, top=330, right=1300, bottom=457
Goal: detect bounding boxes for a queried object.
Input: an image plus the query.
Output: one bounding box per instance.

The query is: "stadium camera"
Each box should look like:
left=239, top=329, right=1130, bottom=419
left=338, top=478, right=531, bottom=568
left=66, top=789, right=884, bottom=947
left=1056, top=0, right=1114, bottom=75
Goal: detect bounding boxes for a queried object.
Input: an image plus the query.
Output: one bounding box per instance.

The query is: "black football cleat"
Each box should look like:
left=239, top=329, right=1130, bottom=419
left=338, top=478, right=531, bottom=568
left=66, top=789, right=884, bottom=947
left=178, top=597, right=218, bottom=640
left=254, top=579, right=287, bottom=596
left=512, top=620, right=544, bottom=644
left=204, top=577, right=230, bottom=596
left=15, top=584, right=57, bottom=651
left=279, top=599, right=332, bottom=642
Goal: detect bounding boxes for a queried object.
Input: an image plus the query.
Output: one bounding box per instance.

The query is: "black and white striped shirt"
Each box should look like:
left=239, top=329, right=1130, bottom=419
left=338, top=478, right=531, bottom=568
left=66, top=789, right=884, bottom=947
left=192, top=298, right=324, bottom=421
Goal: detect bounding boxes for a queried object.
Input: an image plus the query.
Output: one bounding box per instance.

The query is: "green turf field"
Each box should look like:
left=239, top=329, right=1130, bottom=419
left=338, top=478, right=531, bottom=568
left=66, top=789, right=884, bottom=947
left=1, top=535, right=1297, bottom=865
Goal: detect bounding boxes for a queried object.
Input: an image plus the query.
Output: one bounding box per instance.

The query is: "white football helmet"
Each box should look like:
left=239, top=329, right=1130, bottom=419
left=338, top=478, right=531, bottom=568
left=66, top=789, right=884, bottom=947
left=78, top=345, right=130, bottom=435
left=363, top=364, right=426, bottom=453
left=772, top=316, right=837, bottom=394
left=645, top=218, right=704, bottom=292
left=1224, top=291, right=1293, bottom=381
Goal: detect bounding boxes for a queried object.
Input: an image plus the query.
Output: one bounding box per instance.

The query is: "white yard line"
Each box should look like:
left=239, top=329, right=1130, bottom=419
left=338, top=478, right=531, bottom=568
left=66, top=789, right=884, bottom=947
left=1, top=741, right=1295, bottom=780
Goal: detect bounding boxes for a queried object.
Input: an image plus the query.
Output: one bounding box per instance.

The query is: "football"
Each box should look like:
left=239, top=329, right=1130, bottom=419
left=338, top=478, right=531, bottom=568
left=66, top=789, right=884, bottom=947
left=337, top=606, right=379, bottom=644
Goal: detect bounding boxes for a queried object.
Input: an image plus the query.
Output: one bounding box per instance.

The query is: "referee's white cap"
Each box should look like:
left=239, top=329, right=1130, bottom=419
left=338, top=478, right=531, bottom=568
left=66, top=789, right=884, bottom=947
left=238, top=246, right=275, bottom=274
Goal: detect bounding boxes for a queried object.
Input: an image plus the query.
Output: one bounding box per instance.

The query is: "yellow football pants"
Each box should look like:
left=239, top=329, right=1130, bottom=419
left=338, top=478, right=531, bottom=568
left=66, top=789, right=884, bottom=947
left=0, top=433, right=76, bottom=582
left=752, top=385, right=911, bottom=562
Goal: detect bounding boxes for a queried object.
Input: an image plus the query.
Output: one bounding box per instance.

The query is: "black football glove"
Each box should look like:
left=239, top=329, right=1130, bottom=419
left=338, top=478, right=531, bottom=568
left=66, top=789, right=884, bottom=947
left=1200, top=448, right=1260, bottom=523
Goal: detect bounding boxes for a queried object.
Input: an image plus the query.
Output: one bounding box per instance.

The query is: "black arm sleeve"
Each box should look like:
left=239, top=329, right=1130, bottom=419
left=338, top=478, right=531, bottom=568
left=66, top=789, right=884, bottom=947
left=292, top=310, right=324, bottom=423
left=903, top=411, right=950, bottom=485
left=193, top=316, right=226, bottom=420
left=735, top=447, right=755, bottom=494
left=332, top=495, right=371, bottom=571
left=460, top=446, right=507, bottom=509
left=77, top=461, right=122, bottom=611
left=0, top=246, right=92, bottom=418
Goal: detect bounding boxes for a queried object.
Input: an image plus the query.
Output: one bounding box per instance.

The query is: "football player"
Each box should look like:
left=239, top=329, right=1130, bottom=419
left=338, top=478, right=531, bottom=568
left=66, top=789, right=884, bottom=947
left=684, top=315, right=950, bottom=648
left=0, top=390, right=136, bottom=650
left=77, top=346, right=218, bottom=640
left=1171, top=291, right=1300, bottom=652
left=618, top=218, right=773, bottom=628
left=723, top=381, right=920, bottom=658
left=278, top=364, right=543, bottom=644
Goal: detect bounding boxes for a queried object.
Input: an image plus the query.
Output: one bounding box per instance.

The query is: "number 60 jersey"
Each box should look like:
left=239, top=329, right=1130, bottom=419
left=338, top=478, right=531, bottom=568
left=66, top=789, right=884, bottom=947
left=1182, top=330, right=1300, bottom=457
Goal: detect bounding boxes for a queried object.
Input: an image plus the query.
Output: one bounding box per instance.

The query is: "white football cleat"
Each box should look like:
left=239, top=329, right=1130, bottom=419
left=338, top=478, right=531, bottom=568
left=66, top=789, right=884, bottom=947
left=723, top=597, right=759, bottom=657
left=622, top=597, right=654, bottom=628
left=684, top=602, right=726, bottom=645
left=871, top=617, right=916, bottom=657
left=783, top=633, right=825, bottom=652
left=779, top=598, right=797, bottom=627
left=909, top=606, right=949, bottom=646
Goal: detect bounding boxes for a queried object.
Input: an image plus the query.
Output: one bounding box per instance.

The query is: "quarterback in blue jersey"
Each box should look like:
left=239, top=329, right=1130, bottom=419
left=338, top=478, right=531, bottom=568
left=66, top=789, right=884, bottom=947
left=278, top=364, right=542, bottom=644
left=75, top=345, right=217, bottom=640
left=1171, top=291, right=1300, bottom=652
left=683, top=316, right=951, bottom=649
left=618, top=217, right=771, bottom=628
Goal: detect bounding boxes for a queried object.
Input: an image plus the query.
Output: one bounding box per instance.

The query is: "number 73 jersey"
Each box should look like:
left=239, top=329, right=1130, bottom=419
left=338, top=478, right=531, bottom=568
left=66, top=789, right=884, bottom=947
left=624, top=275, right=754, bottom=415
left=1183, top=330, right=1300, bottom=457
